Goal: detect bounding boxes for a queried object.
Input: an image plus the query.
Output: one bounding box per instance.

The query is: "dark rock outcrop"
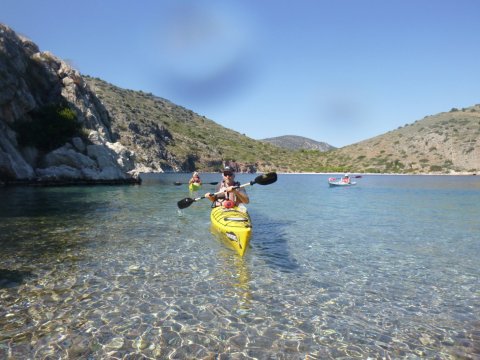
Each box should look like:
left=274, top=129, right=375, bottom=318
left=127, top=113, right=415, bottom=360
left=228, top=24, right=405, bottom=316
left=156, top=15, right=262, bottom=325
left=0, top=24, right=139, bottom=184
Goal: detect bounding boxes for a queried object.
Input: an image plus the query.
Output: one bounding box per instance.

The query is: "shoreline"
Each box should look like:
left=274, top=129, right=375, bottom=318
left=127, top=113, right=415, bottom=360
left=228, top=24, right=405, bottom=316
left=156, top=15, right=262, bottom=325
left=273, top=172, right=477, bottom=176
left=142, top=171, right=477, bottom=176
left=0, top=178, right=142, bottom=187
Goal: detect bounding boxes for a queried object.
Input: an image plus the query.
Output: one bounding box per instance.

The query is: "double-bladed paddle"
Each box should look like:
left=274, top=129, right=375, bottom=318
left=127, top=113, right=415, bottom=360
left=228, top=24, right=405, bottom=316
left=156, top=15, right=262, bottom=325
left=329, top=175, right=362, bottom=181
left=173, top=181, right=219, bottom=186
left=177, top=172, right=278, bottom=209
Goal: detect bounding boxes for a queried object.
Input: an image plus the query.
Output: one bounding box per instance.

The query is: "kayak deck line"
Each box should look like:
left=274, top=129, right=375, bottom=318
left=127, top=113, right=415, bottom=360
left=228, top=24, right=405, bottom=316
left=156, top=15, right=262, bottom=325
left=224, top=217, right=249, bottom=222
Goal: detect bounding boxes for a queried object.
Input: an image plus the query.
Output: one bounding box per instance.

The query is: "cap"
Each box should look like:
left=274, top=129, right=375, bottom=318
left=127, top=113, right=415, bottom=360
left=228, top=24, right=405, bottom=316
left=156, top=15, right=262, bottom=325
left=223, top=166, right=234, bottom=175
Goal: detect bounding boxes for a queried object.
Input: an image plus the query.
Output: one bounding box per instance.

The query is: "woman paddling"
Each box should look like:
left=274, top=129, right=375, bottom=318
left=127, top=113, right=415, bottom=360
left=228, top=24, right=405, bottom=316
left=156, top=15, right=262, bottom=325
left=205, top=166, right=249, bottom=208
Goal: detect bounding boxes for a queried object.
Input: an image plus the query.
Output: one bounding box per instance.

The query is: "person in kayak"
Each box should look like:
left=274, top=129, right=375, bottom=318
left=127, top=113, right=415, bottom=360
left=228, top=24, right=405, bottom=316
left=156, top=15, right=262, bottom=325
left=188, top=171, right=202, bottom=187
left=205, top=166, right=249, bottom=208
left=342, top=174, right=351, bottom=184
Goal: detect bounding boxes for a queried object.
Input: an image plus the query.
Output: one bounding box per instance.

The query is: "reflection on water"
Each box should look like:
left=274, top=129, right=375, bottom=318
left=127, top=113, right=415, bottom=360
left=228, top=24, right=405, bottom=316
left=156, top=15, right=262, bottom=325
left=215, top=248, right=253, bottom=314
left=0, top=175, right=479, bottom=359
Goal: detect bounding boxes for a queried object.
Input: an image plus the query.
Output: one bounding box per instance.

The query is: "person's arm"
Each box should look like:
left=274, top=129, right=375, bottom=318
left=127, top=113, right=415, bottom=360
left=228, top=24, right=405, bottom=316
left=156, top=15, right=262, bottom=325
left=225, top=186, right=249, bottom=204
left=235, top=188, right=249, bottom=204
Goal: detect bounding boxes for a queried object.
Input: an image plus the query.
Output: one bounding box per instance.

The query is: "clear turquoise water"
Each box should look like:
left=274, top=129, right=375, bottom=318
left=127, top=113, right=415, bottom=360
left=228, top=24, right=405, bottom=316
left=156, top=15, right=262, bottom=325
left=0, top=174, right=479, bottom=359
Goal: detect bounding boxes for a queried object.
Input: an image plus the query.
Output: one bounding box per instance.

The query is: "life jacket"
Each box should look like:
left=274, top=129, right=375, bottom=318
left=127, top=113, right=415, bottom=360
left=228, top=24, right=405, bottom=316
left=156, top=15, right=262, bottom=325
left=213, top=181, right=241, bottom=207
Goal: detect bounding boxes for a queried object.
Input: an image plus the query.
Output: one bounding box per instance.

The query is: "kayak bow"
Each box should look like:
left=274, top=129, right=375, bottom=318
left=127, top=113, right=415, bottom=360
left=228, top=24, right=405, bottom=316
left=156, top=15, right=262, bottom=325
left=189, top=182, right=202, bottom=191
left=210, top=206, right=251, bottom=256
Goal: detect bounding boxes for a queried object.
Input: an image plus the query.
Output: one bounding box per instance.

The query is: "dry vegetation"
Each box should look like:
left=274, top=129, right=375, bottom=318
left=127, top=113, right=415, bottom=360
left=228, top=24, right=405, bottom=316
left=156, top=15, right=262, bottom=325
left=86, top=76, right=479, bottom=174
left=327, top=106, right=480, bottom=174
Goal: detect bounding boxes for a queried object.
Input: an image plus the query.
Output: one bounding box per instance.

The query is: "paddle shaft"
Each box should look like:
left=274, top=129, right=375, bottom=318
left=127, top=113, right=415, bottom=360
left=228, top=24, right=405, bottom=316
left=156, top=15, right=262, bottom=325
left=174, top=181, right=218, bottom=185
left=191, top=181, right=253, bottom=202
left=177, top=172, right=277, bottom=209
left=330, top=175, right=362, bottom=179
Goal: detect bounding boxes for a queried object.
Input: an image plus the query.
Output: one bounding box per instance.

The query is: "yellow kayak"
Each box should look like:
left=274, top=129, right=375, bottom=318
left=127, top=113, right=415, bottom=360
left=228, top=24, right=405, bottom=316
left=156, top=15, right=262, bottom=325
left=189, top=182, right=202, bottom=191
left=210, top=206, right=252, bottom=256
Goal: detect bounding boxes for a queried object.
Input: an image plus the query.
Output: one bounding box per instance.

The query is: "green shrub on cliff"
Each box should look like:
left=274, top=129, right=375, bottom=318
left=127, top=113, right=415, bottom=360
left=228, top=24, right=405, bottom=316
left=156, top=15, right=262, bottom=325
left=15, top=104, right=82, bottom=151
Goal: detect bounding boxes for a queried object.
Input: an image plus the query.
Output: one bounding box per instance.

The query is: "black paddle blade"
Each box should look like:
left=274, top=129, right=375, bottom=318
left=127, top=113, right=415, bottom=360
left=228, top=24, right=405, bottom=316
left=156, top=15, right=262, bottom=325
left=177, top=197, right=195, bottom=209
left=174, top=182, right=183, bottom=186
left=253, top=172, right=277, bottom=185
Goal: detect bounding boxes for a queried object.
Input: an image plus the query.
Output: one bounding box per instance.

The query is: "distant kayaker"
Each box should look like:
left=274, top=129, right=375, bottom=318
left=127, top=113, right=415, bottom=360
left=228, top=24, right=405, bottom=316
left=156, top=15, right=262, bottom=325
left=205, top=166, right=249, bottom=208
left=189, top=171, right=202, bottom=187
left=342, top=174, right=351, bottom=184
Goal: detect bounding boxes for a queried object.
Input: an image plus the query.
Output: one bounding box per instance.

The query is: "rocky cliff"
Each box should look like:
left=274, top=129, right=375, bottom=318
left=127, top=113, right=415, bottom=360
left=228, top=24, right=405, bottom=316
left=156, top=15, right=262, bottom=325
left=0, top=24, right=138, bottom=184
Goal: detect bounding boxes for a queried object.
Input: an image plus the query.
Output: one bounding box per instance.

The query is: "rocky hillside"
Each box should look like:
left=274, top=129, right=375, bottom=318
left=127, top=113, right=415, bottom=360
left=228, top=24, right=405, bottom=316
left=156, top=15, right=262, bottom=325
left=84, top=76, right=323, bottom=173
left=88, top=72, right=479, bottom=174
left=0, top=24, right=138, bottom=184
left=0, top=22, right=321, bottom=179
left=1, top=23, right=478, bottom=178
left=323, top=106, right=480, bottom=174
left=84, top=77, right=269, bottom=173
left=261, top=135, right=335, bottom=152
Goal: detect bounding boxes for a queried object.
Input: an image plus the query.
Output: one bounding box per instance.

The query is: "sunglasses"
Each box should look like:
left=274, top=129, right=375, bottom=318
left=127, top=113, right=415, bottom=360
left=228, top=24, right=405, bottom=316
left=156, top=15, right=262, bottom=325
left=223, top=172, right=233, bottom=176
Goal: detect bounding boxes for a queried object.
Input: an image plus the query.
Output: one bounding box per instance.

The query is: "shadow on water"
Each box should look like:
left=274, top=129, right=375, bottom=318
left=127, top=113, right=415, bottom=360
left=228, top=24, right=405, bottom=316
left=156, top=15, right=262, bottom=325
left=0, top=269, right=36, bottom=288
left=249, top=210, right=299, bottom=273
left=0, top=187, right=128, bottom=262
left=0, top=187, right=112, bottom=218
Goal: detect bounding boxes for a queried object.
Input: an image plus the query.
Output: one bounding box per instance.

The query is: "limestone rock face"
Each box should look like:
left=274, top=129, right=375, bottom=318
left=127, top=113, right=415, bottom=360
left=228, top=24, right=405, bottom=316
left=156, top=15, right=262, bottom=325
left=0, top=24, right=138, bottom=183
left=0, top=120, right=35, bottom=179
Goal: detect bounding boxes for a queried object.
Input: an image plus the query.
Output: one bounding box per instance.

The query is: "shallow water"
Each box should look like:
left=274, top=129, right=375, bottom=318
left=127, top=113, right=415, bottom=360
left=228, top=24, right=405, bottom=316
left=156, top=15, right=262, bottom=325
left=0, top=174, right=479, bottom=359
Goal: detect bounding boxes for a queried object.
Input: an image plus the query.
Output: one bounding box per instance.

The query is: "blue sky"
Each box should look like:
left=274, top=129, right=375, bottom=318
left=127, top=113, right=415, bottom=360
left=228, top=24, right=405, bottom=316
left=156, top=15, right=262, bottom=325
left=2, top=0, right=480, bottom=147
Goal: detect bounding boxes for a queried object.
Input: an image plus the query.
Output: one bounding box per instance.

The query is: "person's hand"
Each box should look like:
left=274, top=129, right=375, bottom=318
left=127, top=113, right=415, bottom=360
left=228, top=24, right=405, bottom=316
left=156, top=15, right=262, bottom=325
left=206, top=192, right=218, bottom=201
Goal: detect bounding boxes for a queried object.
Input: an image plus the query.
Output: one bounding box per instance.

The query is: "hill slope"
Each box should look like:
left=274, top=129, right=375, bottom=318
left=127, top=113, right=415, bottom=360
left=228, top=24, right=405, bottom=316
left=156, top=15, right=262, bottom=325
left=87, top=75, right=480, bottom=174
left=85, top=76, right=322, bottom=173
left=261, top=135, right=335, bottom=151
left=323, top=106, right=480, bottom=174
